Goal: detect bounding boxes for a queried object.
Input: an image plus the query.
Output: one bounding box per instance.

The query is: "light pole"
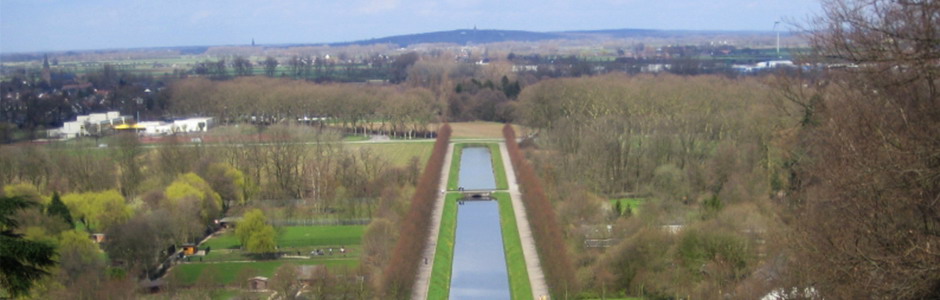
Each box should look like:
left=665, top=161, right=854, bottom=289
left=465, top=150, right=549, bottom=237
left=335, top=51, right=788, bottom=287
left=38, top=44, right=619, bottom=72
left=774, top=21, right=781, bottom=58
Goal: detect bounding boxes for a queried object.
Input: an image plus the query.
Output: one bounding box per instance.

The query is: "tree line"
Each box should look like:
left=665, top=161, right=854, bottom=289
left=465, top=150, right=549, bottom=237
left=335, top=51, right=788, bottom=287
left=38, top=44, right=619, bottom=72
left=504, top=124, right=577, bottom=298
left=378, top=124, right=450, bottom=298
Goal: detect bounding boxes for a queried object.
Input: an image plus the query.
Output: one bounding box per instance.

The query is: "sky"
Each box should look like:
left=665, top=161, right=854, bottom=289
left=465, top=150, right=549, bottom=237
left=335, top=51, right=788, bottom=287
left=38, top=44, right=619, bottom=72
left=0, top=0, right=821, bottom=53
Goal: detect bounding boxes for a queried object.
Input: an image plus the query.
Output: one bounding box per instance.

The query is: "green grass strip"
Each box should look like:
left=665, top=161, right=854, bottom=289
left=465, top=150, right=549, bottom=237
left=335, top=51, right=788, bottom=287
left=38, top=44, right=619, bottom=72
left=202, top=225, right=366, bottom=250
left=172, top=259, right=358, bottom=286
left=609, top=198, right=644, bottom=216
left=488, top=143, right=509, bottom=190
left=494, top=192, right=534, bottom=300
left=427, top=193, right=461, bottom=299
left=447, top=144, right=464, bottom=190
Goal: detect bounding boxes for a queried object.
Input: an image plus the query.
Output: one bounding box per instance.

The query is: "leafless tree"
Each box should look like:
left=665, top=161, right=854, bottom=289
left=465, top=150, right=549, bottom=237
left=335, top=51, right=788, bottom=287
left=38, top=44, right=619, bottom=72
left=783, top=1, right=940, bottom=298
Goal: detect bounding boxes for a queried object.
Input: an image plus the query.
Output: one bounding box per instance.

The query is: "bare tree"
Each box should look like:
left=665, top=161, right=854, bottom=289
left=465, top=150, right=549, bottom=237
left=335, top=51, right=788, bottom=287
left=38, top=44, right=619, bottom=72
left=263, top=56, right=279, bottom=77
left=233, top=56, right=253, bottom=77
left=783, top=1, right=940, bottom=299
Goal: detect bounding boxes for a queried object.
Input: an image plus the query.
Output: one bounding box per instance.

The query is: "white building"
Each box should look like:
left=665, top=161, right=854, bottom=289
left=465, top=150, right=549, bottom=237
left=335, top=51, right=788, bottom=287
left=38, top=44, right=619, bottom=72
left=131, top=117, right=213, bottom=136
left=172, top=117, right=212, bottom=133
left=48, top=111, right=129, bottom=139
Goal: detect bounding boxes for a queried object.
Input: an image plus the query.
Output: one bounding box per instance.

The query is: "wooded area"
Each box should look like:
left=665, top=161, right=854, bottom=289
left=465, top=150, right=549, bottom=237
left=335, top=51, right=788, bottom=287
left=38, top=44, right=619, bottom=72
left=2, top=0, right=938, bottom=298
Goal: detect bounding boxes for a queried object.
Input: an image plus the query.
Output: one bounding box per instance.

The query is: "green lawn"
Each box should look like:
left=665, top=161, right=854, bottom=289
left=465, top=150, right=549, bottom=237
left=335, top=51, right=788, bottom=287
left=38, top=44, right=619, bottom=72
left=277, top=225, right=365, bottom=247
left=488, top=143, right=509, bottom=190
left=172, top=259, right=358, bottom=286
left=346, top=142, right=434, bottom=167
left=427, top=193, right=460, bottom=299
left=203, top=225, right=364, bottom=249
left=342, top=135, right=370, bottom=142
left=610, top=198, right=644, bottom=216
left=446, top=144, right=465, bottom=190
left=495, top=192, right=533, bottom=300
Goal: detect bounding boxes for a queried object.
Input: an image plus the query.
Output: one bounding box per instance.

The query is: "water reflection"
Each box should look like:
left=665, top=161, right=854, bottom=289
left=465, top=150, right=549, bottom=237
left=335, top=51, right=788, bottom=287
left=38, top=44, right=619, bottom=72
left=457, top=147, right=497, bottom=190
left=450, top=201, right=510, bottom=300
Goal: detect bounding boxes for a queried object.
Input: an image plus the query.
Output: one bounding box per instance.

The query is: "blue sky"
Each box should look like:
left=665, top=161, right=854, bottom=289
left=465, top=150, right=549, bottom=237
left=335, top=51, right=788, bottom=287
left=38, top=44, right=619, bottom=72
left=0, top=0, right=820, bottom=53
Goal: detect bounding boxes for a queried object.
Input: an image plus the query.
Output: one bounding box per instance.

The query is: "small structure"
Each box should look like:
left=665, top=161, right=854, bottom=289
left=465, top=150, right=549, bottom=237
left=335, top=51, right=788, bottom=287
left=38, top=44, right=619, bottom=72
left=48, top=111, right=131, bottom=139
left=216, top=216, right=242, bottom=229
left=182, top=244, right=198, bottom=256
left=459, top=191, right=493, bottom=201
left=90, top=233, right=106, bottom=243
left=248, top=276, right=269, bottom=291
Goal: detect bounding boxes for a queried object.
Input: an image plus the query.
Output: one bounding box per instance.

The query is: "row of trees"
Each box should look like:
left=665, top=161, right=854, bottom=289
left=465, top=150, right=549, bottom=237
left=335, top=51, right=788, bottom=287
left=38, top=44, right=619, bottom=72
left=380, top=124, right=451, bottom=298
left=168, top=77, right=440, bottom=137
left=503, top=125, right=577, bottom=298
left=778, top=0, right=940, bottom=298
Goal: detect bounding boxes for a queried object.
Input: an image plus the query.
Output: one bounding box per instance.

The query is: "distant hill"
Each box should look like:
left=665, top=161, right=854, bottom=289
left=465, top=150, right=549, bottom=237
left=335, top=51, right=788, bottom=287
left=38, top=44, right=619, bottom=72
left=325, top=28, right=775, bottom=47
left=1, top=28, right=781, bottom=58
left=328, top=29, right=565, bottom=47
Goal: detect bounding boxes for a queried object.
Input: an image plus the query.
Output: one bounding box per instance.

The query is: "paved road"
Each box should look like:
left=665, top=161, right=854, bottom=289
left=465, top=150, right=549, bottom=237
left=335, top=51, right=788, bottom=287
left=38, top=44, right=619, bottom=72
left=499, top=142, right=550, bottom=299
left=411, top=143, right=454, bottom=300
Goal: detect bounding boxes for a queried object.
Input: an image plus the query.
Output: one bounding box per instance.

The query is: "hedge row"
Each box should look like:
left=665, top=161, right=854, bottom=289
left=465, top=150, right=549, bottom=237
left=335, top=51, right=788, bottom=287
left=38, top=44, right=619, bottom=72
left=381, top=124, right=452, bottom=299
left=503, top=124, right=578, bottom=297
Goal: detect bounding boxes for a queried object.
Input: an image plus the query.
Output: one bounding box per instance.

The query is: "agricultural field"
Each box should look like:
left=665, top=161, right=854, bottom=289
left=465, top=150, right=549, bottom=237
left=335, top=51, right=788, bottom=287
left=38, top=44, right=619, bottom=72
left=449, top=122, right=524, bottom=139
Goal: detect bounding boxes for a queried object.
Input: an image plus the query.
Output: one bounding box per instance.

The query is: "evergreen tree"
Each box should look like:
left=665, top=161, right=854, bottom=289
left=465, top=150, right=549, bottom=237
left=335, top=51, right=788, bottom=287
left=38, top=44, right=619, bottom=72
left=46, top=192, right=73, bottom=227
left=0, top=196, right=56, bottom=297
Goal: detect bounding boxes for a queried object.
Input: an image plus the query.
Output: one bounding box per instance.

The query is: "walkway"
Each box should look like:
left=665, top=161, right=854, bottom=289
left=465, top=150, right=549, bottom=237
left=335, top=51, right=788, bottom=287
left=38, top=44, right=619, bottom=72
left=411, top=143, right=455, bottom=300
left=499, top=142, right=549, bottom=299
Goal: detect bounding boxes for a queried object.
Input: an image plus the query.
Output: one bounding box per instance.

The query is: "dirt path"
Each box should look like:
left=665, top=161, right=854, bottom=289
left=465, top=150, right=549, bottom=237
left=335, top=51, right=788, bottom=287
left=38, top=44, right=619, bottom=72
left=411, top=143, right=454, bottom=300
left=500, top=142, right=550, bottom=299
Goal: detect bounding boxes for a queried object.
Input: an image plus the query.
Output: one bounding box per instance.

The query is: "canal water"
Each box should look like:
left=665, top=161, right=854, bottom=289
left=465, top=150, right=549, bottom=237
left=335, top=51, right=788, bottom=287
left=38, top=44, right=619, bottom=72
left=450, top=147, right=511, bottom=300
left=457, top=147, right=497, bottom=191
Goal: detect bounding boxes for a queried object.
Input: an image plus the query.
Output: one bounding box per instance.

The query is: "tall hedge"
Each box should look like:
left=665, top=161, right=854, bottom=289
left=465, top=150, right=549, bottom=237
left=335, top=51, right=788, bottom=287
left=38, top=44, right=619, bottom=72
left=503, top=124, right=578, bottom=297
left=382, top=124, right=452, bottom=298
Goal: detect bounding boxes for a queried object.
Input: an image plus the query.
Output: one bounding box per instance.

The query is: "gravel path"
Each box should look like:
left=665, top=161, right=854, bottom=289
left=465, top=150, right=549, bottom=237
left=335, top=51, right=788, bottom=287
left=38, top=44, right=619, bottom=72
left=500, top=142, right=550, bottom=300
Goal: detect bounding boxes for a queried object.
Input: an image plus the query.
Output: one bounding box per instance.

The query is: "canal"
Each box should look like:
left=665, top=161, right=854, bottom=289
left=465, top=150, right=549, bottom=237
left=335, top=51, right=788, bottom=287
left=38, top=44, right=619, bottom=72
left=450, top=146, right=510, bottom=299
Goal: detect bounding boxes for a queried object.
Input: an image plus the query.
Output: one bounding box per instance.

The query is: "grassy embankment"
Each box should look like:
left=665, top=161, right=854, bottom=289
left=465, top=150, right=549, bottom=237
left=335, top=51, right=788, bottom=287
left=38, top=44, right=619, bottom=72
left=427, top=193, right=460, bottom=299
left=495, top=191, right=533, bottom=300
left=446, top=144, right=464, bottom=191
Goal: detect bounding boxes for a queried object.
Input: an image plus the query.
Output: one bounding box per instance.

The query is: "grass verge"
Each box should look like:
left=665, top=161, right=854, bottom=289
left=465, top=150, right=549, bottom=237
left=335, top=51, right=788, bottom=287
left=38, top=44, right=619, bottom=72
left=488, top=143, right=509, bottom=190
left=202, top=225, right=365, bottom=250
left=446, top=144, right=464, bottom=190
left=495, top=192, right=534, bottom=300
left=172, top=259, right=358, bottom=286
left=427, top=193, right=460, bottom=299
